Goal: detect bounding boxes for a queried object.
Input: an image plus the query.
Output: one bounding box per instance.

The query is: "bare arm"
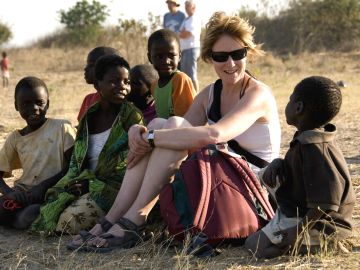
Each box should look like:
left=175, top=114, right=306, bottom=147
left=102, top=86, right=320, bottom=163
left=28, top=147, right=73, bottom=202
left=179, top=30, right=192, bottom=39
left=143, top=84, right=270, bottom=150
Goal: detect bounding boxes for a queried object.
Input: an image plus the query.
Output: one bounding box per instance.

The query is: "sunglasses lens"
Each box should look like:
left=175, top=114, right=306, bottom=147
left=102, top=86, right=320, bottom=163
left=231, top=48, right=247, bottom=60
left=211, top=52, right=228, bottom=62
left=211, top=48, right=247, bottom=62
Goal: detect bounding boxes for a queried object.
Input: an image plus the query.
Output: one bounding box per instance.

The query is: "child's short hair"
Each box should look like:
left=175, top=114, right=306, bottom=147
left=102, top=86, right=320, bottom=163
left=88, top=46, right=119, bottom=60
left=147, top=29, right=180, bottom=53
left=15, top=76, right=49, bottom=100
left=294, top=76, right=342, bottom=127
left=94, top=54, right=130, bottom=81
left=130, top=64, right=159, bottom=89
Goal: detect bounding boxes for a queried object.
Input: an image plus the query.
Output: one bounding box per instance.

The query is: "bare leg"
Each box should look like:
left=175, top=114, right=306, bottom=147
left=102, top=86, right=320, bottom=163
left=91, top=116, right=192, bottom=246
left=69, top=119, right=168, bottom=245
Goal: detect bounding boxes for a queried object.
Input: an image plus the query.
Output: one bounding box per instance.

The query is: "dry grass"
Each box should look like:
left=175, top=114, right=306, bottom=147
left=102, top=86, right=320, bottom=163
left=0, top=48, right=360, bottom=269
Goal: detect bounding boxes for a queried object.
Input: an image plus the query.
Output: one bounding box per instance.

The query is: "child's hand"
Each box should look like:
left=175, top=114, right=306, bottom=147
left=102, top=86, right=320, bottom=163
left=65, top=179, right=89, bottom=196
left=28, top=185, right=46, bottom=203
left=7, top=190, right=31, bottom=206
left=262, top=158, right=284, bottom=188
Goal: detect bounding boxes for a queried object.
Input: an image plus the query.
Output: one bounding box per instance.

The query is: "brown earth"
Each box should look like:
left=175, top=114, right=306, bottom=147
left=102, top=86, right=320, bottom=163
left=0, top=48, right=359, bottom=269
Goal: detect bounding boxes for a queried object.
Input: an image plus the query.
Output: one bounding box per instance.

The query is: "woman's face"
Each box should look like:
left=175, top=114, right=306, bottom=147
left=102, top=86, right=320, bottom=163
left=211, top=35, right=247, bottom=85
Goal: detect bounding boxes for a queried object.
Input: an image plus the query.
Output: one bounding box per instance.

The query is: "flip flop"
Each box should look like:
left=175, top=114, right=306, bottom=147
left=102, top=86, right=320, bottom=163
left=85, top=217, right=147, bottom=253
left=66, top=217, right=113, bottom=251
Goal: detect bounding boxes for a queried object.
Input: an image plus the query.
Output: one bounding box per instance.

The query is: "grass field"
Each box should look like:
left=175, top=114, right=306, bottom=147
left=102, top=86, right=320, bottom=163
left=0, top=47, right=359, bottom=269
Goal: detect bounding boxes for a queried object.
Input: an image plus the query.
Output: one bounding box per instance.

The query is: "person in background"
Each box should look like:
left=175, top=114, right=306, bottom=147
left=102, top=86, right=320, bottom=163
left=1, top=52, right=10, bottom=88
left=148, top=29, right=196, bottom=120
left=163, top=0, right=185, bottom=33
left=0, top=76, right=76, bottom=229
left=77, top=46, right=121, bottom=121
left=179, top=0, right=201, bottom=91
left=128, top=64, right=158, bottom=125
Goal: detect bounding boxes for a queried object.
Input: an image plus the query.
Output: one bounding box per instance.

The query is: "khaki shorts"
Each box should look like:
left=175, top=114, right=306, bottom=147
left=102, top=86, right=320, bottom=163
left=262, top=209, right=321, bottom=246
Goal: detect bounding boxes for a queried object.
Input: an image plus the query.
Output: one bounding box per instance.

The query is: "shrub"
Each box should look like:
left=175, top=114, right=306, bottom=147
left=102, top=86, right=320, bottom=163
left=0, top=21, right=12, bottom=45
left=240, top=0, right=360, bottom=54
left=59, top=0, right=108, bottom=46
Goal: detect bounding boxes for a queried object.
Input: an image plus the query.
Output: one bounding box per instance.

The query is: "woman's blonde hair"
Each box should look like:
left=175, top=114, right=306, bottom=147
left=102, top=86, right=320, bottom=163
left=201, top=12, right=264, bottom=63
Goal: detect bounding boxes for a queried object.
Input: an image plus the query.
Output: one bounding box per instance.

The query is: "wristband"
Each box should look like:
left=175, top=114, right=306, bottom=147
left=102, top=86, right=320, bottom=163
left=147, top=129, right=155, bottom=148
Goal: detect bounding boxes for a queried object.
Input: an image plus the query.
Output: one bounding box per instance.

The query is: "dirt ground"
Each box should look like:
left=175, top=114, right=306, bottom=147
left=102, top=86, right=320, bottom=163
left=0, top=49, right=359, bottom=269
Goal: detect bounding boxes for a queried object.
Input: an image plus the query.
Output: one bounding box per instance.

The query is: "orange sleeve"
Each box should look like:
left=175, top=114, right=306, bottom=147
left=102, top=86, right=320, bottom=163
left=172, top=72, right=196, bottom=116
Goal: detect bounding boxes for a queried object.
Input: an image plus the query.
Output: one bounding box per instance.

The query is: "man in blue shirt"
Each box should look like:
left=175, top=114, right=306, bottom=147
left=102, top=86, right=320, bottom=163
left=163, top=0, right=185, bottom=33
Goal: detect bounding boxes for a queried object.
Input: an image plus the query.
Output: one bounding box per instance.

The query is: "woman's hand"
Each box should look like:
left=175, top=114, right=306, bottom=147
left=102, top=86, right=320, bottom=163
left=128, top=124, right=152, bottom=156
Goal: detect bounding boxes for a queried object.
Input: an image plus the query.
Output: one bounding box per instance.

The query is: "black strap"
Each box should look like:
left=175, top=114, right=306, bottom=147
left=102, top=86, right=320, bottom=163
left=227, top=140, right=269, bottom=168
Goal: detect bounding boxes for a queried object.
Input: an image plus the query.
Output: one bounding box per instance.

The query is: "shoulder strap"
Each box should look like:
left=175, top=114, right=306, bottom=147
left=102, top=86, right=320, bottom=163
left=193, top=148, right=212, bottom=230
left=208, top=79, right=222, bottom=122
left=227, top=140, right=269, bottom=169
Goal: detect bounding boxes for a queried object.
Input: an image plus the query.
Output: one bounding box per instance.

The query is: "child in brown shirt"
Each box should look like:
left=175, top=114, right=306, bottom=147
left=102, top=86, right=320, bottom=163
left=245, top=76, right=355, bottom=258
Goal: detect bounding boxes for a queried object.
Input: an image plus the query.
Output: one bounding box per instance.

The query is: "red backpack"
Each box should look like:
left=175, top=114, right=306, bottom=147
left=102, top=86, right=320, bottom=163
left=159, top=147, right=274, bottom=246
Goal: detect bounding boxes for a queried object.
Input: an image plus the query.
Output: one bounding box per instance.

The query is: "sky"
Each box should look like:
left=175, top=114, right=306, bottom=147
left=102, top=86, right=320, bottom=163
left=0, top=0, right=287, bottom=47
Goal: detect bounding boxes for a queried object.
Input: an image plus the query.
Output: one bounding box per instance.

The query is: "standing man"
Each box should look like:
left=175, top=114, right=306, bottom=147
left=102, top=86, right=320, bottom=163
left=163, top=0, right=186, bottom=33
left=179, top=0, right=201, bottom=91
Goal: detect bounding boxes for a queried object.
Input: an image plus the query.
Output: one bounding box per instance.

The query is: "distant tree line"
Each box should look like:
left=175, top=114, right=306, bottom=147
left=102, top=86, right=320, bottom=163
left=241, top=0, right=360, bottom=54
left=2, top=0, right=360, bottom=55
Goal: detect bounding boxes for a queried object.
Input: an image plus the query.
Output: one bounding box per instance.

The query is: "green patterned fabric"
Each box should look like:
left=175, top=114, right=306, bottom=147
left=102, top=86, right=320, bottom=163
left=31, top=102, right=144, bottom=233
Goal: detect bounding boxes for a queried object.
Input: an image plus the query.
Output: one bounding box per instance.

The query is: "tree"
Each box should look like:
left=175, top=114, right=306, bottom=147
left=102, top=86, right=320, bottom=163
left=59, top=0, right=108, bottom=46
left=0, top=21, right=12, bottom=45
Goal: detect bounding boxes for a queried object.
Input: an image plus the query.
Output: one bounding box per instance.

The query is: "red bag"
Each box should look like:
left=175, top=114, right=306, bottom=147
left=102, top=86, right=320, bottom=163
left=159, top=147, right=274, bottom=245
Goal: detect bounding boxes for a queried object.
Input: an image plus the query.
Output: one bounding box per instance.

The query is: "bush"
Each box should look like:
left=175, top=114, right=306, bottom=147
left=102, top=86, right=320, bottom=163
left=59, top=0, right=108, bottom=46
left=240, top=0, right=360, bottom=54
left=0, top=21, right=12, bottom=45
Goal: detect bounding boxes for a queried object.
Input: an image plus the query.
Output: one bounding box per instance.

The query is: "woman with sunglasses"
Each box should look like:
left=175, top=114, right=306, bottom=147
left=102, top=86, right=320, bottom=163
left=76, top=12, right=281, bottom=252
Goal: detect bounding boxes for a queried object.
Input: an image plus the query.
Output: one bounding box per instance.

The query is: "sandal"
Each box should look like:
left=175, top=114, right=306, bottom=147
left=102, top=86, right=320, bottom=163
left=86, top=217, right=147, bottom=253
left=66, top=217, right=113, bottom=251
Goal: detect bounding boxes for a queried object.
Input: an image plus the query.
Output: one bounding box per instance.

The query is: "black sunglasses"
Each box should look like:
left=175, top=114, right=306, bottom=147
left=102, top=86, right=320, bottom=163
left=211, top=47, right=248, bottom=62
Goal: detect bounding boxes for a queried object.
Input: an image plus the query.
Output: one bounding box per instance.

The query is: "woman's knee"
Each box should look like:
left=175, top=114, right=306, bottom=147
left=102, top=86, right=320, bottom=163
left=162, top=116, right=191, bottom=129
left=147, top=118, right=168, bottom=130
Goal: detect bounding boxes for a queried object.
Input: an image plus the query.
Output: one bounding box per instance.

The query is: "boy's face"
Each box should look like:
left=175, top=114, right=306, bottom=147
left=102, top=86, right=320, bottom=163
left=128, top=78, right=149, bottom=110
left=148, top=39, right=180, bottom=78
left=285, top=91, right=301, bottom=126
left=96, top=66, right=130, bottom=104
left=15, top=86, right=49, bottom=129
